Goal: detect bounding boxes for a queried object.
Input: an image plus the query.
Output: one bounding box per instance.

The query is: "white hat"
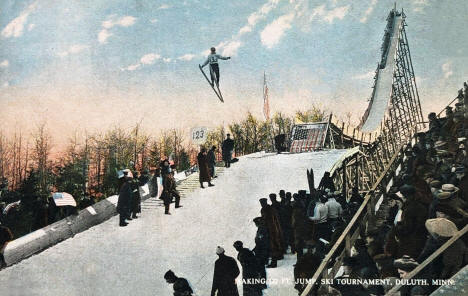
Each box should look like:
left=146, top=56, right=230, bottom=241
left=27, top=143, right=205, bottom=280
left=216, top=246, right=225, bottom=255
left=117, top=170, right=125, bottom=179
left=425, top=218, right=458, bottom=237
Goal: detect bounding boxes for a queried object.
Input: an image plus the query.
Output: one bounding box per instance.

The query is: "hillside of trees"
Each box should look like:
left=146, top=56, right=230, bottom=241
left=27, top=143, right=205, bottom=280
left=0, top=107, right=330, bottom=238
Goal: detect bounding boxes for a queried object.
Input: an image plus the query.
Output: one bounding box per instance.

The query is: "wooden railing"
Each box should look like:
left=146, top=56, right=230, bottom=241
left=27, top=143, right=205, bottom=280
left=386, top=224, right=468, bottom=295
left=299, top=122, right=421, bottom=296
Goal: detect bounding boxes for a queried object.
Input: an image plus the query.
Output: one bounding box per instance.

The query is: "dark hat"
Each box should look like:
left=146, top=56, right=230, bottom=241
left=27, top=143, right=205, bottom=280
left=393, top=255, right=419, bottom=272
left=269, top=193, right=277, bottom=199
left=164, top=270, right=175, bottom=279
left=259, top=198, right=268, bottom=204
left=342, top=256, right=358, bottom=267
left=233, top=241, right=243, bottom=248
left=253, top=217, right=263, bottom=223
left=354, top=238, right=366, bottom=249
left=399, top=184, right=415, bottom=196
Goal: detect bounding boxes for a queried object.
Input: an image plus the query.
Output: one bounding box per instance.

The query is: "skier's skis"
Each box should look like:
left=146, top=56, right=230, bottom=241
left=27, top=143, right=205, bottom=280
left=199, top=65, right=224, bottom=102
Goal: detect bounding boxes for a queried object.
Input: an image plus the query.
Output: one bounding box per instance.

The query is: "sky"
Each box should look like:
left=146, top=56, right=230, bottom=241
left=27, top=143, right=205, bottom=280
left=0, top=0, right=467, bottom=147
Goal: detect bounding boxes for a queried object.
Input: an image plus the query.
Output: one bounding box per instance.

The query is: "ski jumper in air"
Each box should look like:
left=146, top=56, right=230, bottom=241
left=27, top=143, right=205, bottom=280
left=199, top=47, right=230, bottom=102
left=201, top=47, right=230, bottom=87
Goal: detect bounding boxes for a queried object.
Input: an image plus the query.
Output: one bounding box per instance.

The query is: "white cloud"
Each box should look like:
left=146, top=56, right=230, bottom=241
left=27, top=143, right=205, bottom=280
left=123, top=64, right=141, bottom=71
left=158, top=4, right=171, bottom=10
left=98, top=15, right=136, bottom=44
left=57, top=44, right=89, bottom=57
left=1, top=1, right=38, bottom=38
left=118, top=16, right=136, bottom=27
left=307, top=4, right=350, bottom=24
left=2, top=82, right=9, bottom=88
left=239, top=0, right=280, bottom=36
left=323, top=5, right=350, bottom=23
left=150, top=19, right=158, bottom=24
left=0, top=60, right=9, bottom=68
left=122, top=53, right=163, bottom=71
left=260, top=13, right=295, bottom=49
left=98, top=29, right=112, bottom=44
left=221, top=41, right=242, bottom=56
left=442, top=62, right=453, bottom=79
left=178, top=54, right=196, bottom=61
left=360, top=0, right=377, bottom=23
left=140, top=53, right=161, bottom=65
left=352, top=70, right=375, bottom=80
left=28, top=23, right=36, bottom=31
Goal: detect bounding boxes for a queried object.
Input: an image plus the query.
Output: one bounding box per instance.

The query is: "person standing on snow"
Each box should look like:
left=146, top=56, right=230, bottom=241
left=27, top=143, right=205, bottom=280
left=201, top=47, right=231, bottom=87
left=211, top=246, right=240, bottom=296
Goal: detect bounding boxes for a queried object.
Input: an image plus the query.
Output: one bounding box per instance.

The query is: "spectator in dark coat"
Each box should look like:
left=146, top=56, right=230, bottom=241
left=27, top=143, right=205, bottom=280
left=291, top=194, right=307, bottom=257
left=0, top=224, right=13, bottom=268
left=252, top=217, right=269, bottom=287
left=280, top=192, right=293, bottom=252
left=222, top=134, right=235, bottom=168
left=233, top=241, right=263, bottom=295
left=162, top=171, right=182, bottom=215
left=211, top=246, right=240, bottom=296
left=149, top=168, right=160, bottom=198
left=129, top=169, right=143, bottom=219
left=164, top=270, right=193, bottom=296
left=318, top=171, right=336, bottom=192
left=116, top=170, right=132, bottom=227
left=260, top=198, right=284, bottom=268
left=198, top=147, right=214, bottom=188
left=207, top=146, right=217, bottom=178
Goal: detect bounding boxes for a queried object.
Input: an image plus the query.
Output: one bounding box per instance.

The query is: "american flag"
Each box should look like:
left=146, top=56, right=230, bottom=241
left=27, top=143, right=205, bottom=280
left=52, top=192, right=77, bottom=207
left=263, top=72, right=270, bottom=120
left=290, top=123, right=328, bottom=153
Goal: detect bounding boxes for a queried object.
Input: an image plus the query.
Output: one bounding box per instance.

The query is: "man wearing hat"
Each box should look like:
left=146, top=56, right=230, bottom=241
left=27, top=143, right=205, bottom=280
left=253, top=217, right=270, bottom=274
left=222, top=134, right=235, bottom=168
left=116, top=170, right=132, bottom=227
left=233, top=241, right=264, bottom=295
left=259, top=198, right=284, bottom=268
left=418, top=218, right=466, bottom=280
left=436, top=184, right=468, bottom=224
left=164, top=270, right=193, bottom=296
left=393, top=255, right=431, bottom=296
left=211, top=246, right=240, bottom=296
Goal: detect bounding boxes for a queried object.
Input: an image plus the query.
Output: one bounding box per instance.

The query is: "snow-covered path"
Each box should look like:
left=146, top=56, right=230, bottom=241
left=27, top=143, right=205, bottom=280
left=0, top=150, right=346, bottom=296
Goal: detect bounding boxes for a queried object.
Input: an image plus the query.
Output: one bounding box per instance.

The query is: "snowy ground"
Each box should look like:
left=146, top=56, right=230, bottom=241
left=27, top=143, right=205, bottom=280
left=0, top=150, right=347, bottom=296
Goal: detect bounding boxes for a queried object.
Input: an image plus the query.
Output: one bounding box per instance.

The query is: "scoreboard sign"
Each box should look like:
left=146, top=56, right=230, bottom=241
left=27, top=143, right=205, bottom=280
left=191, top=127, right=208, bottom=144
left=290, top=122, right=329, bottom=153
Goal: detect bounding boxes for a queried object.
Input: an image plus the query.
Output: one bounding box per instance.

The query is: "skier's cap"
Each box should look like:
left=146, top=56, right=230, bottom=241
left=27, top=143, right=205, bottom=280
left=216, top=246, right=225, bottom=255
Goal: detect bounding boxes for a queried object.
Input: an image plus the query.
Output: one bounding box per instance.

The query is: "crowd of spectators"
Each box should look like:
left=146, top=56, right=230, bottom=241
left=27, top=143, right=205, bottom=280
left=310, top=83, right=468, bottom=296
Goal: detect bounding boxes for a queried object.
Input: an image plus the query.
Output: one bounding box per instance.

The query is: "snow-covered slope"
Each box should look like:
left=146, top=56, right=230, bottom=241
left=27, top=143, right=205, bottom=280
left=0, top=150, right=347, bottom=296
